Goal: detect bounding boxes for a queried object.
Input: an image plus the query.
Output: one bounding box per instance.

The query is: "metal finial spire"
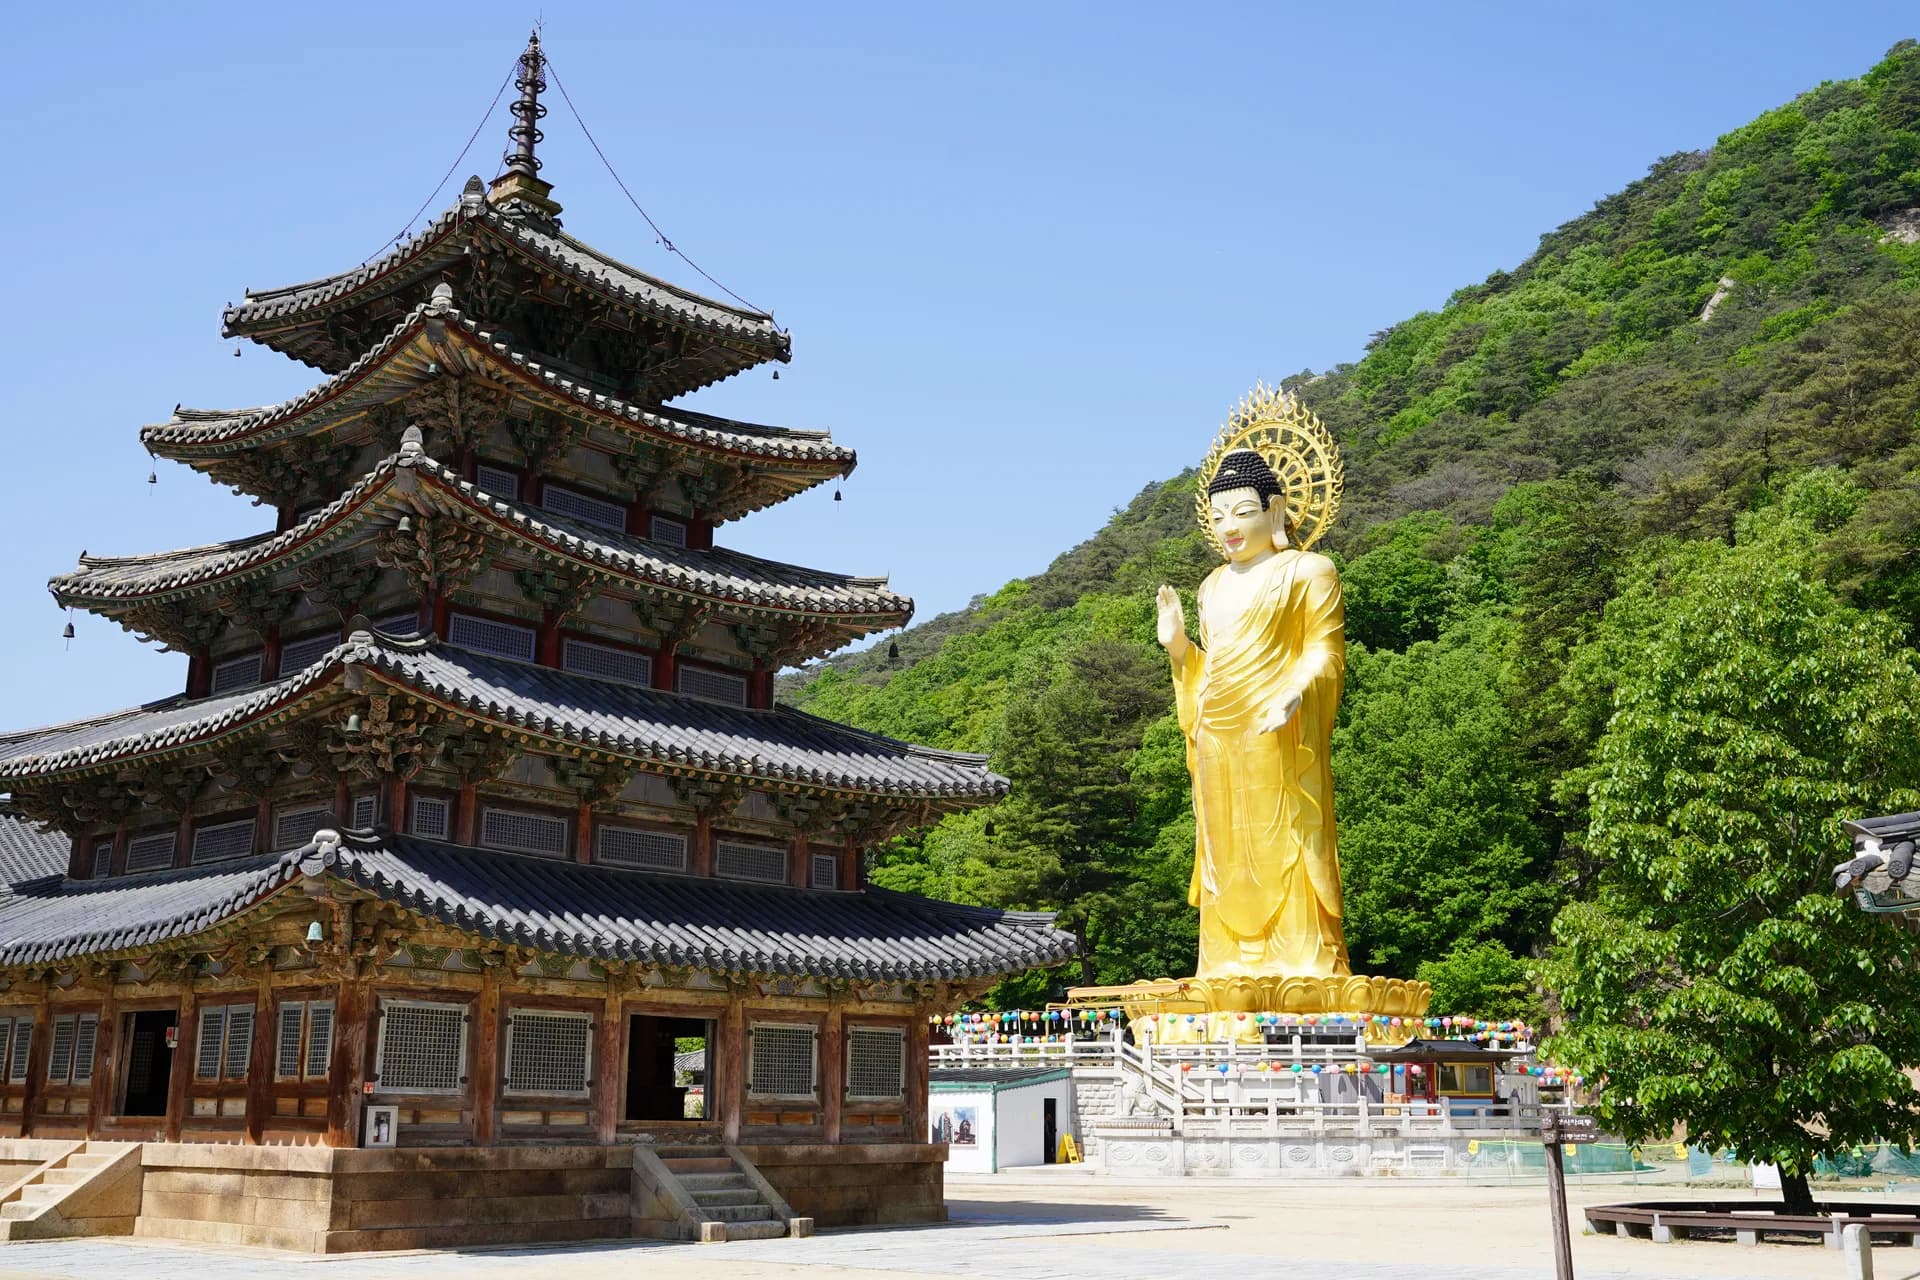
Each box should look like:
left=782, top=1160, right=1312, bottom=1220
left=487, top=30, right=562, bottom=219
left=502, top=31, right=547, bottom=180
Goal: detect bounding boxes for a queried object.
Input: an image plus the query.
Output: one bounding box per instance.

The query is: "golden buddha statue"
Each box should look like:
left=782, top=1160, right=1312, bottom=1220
left=1099, top=386, right=1427, bottom=1024
left=1156, top=446, right=1349, bottom=981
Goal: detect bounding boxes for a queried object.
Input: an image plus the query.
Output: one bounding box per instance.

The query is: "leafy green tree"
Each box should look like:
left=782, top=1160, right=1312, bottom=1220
left=986, top=638, right=1170, bottom=985
left=1333, top=612, right=1558, bottom=975
left=1543, top=527, right=1920, bottom=1214
left=1416, top=940, right=1539, bottom=1022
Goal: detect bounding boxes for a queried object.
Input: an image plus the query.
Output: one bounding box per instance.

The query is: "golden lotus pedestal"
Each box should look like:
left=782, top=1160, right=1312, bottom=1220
left=1064, top=973, right=1432, bottom=1046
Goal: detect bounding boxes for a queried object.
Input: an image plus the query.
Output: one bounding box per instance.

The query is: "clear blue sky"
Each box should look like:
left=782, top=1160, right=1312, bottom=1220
left=2, top=3, right=1913, bottom=731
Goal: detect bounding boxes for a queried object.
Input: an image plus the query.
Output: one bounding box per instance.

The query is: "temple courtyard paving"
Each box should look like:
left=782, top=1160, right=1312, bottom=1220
left=0, top=1176, right=1863, bottom=1280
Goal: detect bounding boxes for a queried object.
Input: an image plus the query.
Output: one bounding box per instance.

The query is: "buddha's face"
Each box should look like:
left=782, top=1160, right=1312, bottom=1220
left=1209, top=486, right=1286, bottom=563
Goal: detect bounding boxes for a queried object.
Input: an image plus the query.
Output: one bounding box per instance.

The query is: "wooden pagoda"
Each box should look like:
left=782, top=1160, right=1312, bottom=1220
left=0, top=34, right=1069, bottom=1248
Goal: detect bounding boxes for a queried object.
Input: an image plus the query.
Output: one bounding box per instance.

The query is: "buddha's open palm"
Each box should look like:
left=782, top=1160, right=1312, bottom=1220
left=1155, top=585, right=1186, bottom=650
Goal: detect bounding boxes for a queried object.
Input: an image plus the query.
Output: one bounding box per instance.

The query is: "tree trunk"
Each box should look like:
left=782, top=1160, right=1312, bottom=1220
left=1077, top=927, right=1096, bottom=987
left=1779, top=1168, right=1815, bottom=1215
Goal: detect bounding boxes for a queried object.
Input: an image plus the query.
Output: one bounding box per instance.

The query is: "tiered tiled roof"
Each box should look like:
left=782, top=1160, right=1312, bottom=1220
left=0, top=632, right=1008, bottom=805
left=0, top=831, right=1074, bottom=979
left=148, top=295, right=849, bottom=515
left=0, top=806, right=69, bottom=894
left=52, top=451, right=910, bottom=640
left=223, top=184, right=789, bottom=394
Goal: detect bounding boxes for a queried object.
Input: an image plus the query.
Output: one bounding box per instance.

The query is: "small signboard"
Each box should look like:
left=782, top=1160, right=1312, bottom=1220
left=1540, top=1113, right=1599, bottom=1144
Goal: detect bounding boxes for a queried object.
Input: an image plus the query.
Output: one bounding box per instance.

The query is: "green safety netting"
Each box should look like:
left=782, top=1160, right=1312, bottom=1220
left=1463, top=1142, right=1656, bottom=1174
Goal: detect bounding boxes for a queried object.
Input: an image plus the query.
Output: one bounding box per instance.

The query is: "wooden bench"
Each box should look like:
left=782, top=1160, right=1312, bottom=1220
left=1585, top=1200, right=1920, bottom=1248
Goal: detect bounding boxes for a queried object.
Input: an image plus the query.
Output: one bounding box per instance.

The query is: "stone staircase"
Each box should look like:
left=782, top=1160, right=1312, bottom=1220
left=634, top=1142, right=808, bottom=1243
left=0, top=1141, right=142, bottom=1240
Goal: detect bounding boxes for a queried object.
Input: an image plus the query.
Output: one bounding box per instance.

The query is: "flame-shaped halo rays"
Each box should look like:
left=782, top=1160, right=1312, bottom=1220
left=1194, top=382, right=1344, bottom=557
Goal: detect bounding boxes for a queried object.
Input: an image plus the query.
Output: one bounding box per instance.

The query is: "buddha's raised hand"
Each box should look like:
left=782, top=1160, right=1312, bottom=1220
left=1155, top=585, right=1187, bottom=655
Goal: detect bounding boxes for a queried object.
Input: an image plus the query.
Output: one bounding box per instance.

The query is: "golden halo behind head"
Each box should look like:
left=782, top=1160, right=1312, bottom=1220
left=1196, top=383, right=1344, bottom=556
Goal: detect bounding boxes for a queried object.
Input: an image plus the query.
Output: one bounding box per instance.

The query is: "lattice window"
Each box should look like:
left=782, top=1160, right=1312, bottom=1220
left=846, top=1026, right=906, bottom=1101
left=90, top=841, right=113, bottom=878
left=676, top=665, right=748, bottom=706
left=447, top=613, right=537, bottom=661
left=541, top=484, right=627, bottom=532
left=352, top=794, right=380, bottom=829
left=277, top=632, right=338, bottom=675
left=276, top=1001, right=335, bottom=1080
left=748, top=1023, right=817, bottom=1098
left=273, top=806, right=333, bottom=851
left=410, top=796, right=451, bottom=840
left=649, top=515, right=688, bottom=548
left=8, top=1021, right=31, bottom=1083
left=375, top=1001, right=468, bottom=1094
left=810, top=853, right=838, bottom=890
left=195, top=1003, right=253, bottom=1081
left=595, top=825, right=688, bottom=873
left=0, top=1021, right=12, bottom=1081
left=211, top=652, right=263, bottom=694
left=191, top=818, right=256, bottom=864
left=46, top=1015, right=75, bottom=1085
left=474, top=463, right=520, bottom=500
left=125, top=831, right=176, bottom=873
left=562, top=639, right=653, bottom=687
left=71, top=1015, right=97, bottom=1086
left=481, top=807, right=570, bottom=858
left=716, top=840, right=788, bottom=884
left=504, top=1009, right=593, bottom=1096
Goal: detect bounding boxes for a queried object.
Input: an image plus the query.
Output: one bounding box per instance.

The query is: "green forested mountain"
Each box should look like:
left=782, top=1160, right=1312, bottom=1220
left=785, top=40, right=1920, bottom=1011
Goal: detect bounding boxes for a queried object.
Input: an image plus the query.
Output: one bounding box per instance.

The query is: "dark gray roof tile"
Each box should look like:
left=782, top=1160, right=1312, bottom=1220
left=0, top=832, right=1075, bottom=981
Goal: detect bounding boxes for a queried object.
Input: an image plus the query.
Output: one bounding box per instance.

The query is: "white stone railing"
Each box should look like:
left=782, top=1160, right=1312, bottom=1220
left=932, top=1032, right=1562, bottom=1140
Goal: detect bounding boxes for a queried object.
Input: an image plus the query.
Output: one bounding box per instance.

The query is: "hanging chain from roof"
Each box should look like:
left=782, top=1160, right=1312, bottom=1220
left=541, top=52, right=779, bottom=323
left=363, top=59, right=519, bottom=266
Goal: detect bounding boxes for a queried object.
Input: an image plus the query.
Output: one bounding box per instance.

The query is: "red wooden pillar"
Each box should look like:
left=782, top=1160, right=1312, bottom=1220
left=575, top=798, right=594, bottom=865
left=172, top=810, right=194, bottom=870
left=904, top=1016, right=931, bottom=1148
left=789, top=833, right=809, bottom=889
left=16, top=999, right=47, bottom=1137
left=820, top=1009, right=844, bottom=1145
left=721, top=1002, right=745, bottom=1145
left=538, top=614, right=562, bottom=668
left=456, top=782, right=479, bottom=845
left=244, top=976, right=273, bottom=1144
left=625, top=501, right=651, bottom=538
left=471, top=969, right=500, bottom=1146
left=594, top=992, right=622, bottom=1144
left=430, top=594, right=451, bottom=640
left=841, top=834, right=861, bottom=892
left=254, top=795, right=273, bottom=858
left=388, top=776, right=409, bottom=834
left=86, top=994, right=118, bottom=1137
left=186, top=649, right=211, bottom=699
left=334, top=779, right=353, bottom=825
left=324, top=981, right=369, bottom=1147
left=692, top=812, right=714, bottom=877
left=165, top=993, right=196, bottom=1142
left=261, top=624, right=283, bottom=681
left=654, top=648, right=677, bottom=693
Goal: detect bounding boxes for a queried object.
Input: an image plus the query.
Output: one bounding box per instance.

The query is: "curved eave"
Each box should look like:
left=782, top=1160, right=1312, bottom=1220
left=221, top=198, right=789, bottom=376
left=0, top=637, right=1006, bottom=808
left=51, top=453, right=911, bottom=638
left=148, top=302, right=851, bottom=510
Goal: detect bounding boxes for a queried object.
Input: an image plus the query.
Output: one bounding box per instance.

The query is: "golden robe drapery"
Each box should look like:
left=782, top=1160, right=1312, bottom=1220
left=1172, top=548, right=1349, bottom=979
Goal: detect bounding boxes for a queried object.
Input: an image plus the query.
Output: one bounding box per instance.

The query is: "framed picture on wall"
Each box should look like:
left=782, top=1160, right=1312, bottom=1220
left=363, top=1104, right=398, bottom=1148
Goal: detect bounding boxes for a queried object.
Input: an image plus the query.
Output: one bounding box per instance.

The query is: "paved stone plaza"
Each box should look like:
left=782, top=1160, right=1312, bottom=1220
left=0, top=1176, right=1844, bottom=1280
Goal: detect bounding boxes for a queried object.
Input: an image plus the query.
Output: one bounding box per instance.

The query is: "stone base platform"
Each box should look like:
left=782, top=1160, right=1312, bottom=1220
left=0, top=1139, right=944, bottom=1252
left=1069, top=974, right=1431, bottom=1024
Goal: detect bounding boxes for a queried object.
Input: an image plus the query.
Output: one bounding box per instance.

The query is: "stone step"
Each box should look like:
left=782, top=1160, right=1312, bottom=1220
left=678, top=1173, right=749, bottom=1193
left=723, top=1220, right=787, bottom=1242
left=15, top=1184, right=66, bottom=1203
left=663, top=1157, right=734, bottom=1175
left=703, top=1204, right=777, bottom=1224
left=41, top=1168, right=92, bottom=1186
left=63, top=1155, right=114, bottom=1171
left=690, top=1188, right=761, bottom=1209
left=2, top=1200, right=47, bottom=1221
left=654, top=1145, right=727, bottom=1160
